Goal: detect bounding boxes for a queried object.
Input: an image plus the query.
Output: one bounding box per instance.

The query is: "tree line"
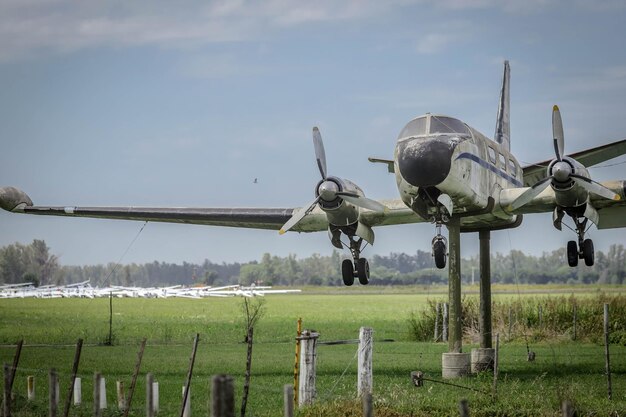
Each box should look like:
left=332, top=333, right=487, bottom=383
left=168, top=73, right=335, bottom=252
left=1, top=240, right=625, bottom=287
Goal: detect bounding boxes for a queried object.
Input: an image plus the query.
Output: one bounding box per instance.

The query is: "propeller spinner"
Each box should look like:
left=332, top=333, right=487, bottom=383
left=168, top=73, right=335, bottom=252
left=279, top=127, right=387, bottom=235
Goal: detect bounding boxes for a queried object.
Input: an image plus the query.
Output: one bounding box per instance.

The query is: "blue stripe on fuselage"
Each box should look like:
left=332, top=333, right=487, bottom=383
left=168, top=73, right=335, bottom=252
left=455, top=152, right=523, bottom=187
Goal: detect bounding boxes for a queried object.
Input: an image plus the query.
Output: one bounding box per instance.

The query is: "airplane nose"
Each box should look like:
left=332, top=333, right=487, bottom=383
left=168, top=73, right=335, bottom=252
left=397, top=138, right=454, bottom=187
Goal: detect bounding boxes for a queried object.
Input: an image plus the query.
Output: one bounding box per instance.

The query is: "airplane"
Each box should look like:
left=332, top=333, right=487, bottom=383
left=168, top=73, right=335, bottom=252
left=1, top=61, right=625, bottom=287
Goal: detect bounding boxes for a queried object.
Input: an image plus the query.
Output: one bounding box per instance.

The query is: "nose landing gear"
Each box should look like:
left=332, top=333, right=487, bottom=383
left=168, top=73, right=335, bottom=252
left=432, top=221, right=448, bottom=269
left=340, top=236, right=370, bottom=286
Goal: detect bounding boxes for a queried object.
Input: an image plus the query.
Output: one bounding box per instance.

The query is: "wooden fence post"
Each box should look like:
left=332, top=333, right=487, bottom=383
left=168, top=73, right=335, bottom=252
left=459, top=399, right=469, bottom=417
left=492, top=333, right=499, bottom=396
left=362, top=392, right=373, bottom=417
left=358, top=327, right=373, bottom=398
left=94, top=373, right=102, bottom=417
left=508, top=308, right=513, bottom=342
left=562, top=400, right=574, bottom=417
left=298, top=330, right=319, bottom=407
left=4, top=363, right=11, bottom=417
left=211, top=374, right=234, bottom=417
left=442, top=303, right=449, bottom=342
left=145, top=373, right=154, bottom=417
left=283, top=385, right=294, bottom=417
left=73, top=378, right=81, bottom=405
left=152, top=382, right=158, bottom=415
left=116, top=381, right=126, bottom=410
left=434, top=303, right=441, bottom=342
left=49, top=368, right=58, bottom=417
left=604, top=303, right=612, bottom=400
left=99, top=378, right=107, bottom=410
left=27, top=375, right=35, bottom=401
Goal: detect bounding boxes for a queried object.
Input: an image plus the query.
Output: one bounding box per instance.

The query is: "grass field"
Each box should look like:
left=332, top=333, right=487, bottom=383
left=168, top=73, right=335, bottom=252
left=1, top=285, right=625, bottom=416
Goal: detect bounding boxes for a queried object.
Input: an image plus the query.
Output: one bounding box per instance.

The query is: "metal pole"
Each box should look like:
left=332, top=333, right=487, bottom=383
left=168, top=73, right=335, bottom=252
left=443, top=303, right=449, bottom=342
left=447, top=216, right=462, bottom=353
left=63, top=338, right=83, bottom=417
left=434, top=303, right=441, bottom=342
left=9, top=340, right=23, bottom=393
left=572, top=305, right=577, bottom=341
left=604, top=303, right=612, bottom=400
left=180, top=334, right=199, bottom=417
left=293, top=318, right=302, bottom=405
left=479, top=230, right=492, bottom=349
left=123, top=338, right=147, bottom=417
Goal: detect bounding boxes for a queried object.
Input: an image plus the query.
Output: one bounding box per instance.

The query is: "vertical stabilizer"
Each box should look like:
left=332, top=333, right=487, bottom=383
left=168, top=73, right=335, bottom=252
left=494, top=60, right=510, bottom=151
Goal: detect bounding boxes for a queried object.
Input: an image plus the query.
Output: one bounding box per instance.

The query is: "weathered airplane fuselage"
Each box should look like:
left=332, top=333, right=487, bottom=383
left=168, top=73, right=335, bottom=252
left=393, top=113, right=523, bottom=231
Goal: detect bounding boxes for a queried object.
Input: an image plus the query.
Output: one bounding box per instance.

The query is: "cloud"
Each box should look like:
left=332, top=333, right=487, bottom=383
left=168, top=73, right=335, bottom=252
left=415, top=33, right=457, bottom=54
left=0, top=0, right=415, bottom=62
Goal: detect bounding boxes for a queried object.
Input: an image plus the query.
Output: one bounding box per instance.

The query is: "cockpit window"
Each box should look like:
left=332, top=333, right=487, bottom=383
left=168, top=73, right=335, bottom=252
left=429, top=116, right=470, bottom=136
left=397, top=116, right=427, bottom=139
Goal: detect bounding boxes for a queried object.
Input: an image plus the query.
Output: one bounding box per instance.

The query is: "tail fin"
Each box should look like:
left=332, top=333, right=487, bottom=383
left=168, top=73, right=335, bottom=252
left=494, top=60, right=510, bottom=151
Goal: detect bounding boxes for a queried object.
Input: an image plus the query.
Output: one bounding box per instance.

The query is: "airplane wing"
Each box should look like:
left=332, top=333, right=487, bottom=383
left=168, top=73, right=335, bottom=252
left=522, top=138, right=626, bottom=186
left=0, top=186, right=423, bottom=232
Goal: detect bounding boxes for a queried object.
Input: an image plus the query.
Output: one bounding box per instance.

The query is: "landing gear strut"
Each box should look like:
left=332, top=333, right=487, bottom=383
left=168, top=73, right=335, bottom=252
left=566, top=217, right=594, bottom=267
left=341, top=236, right=370, bottom=286
left=432, top=221, right=448, bottom=269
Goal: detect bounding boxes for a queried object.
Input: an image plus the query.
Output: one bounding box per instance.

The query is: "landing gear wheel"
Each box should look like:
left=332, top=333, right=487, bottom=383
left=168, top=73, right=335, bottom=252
left=356, top=258, right=370, bottom=285
left=567, top=241, right=578, bottom=267
left=582, top=239, right=594, bottom=266
left=341, top=259, right=355, bottom=286
left=433, top=240, right=447, bottom=269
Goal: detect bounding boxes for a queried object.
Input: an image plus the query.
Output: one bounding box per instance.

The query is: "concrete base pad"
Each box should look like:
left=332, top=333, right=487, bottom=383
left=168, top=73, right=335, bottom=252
left=471, top=348, right=495, bottom=373
left=442, top=352, right=471, bottom=379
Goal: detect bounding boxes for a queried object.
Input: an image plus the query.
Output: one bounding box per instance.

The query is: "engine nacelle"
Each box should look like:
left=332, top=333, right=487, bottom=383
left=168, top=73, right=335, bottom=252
left=315, top=176, right=361, bottom=227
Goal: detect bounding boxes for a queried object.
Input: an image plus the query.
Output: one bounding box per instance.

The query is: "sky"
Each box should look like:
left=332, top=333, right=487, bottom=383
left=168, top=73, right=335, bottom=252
left=1, top=0, right=626, bottom=266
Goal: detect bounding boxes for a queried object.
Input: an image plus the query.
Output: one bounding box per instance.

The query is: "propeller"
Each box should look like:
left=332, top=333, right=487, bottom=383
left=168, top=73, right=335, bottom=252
left=279, top=127, right=387, bottom=235
left=510, top=106, right=620, bottom=211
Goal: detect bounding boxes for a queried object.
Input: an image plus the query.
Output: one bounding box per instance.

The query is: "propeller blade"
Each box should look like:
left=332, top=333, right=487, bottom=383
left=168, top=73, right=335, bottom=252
left=335, top=192, right=387, bottom=212
left=509, top=177, right=552, bottom=211
left=279, top=197, right=320, bottom=235
left=571, top=175, right=622, bottom=201
left=312, top=127, right=327, bottom=180
left=552, top=105, right=565, bottom=161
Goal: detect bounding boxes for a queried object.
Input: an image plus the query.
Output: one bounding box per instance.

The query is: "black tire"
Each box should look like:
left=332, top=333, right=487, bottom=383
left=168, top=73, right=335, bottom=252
left=433, top=240, right=447, bottom=269
left=341, top=259, right=355, bottom=286
left=356, top=258, right=370, bottom=285
left=583, top=239, right=594, bottom=266
left=567, top=240, right=578, bottom=267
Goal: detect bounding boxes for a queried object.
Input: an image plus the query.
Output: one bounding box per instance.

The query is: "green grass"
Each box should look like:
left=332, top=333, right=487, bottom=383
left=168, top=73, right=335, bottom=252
left=1, top=286, right=626, bottom=416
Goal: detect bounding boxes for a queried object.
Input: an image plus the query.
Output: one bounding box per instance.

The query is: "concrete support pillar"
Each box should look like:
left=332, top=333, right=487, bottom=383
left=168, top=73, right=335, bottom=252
left=479, top=230, right=492, bottom=349
left=447, top=216, right=462, bottom=353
